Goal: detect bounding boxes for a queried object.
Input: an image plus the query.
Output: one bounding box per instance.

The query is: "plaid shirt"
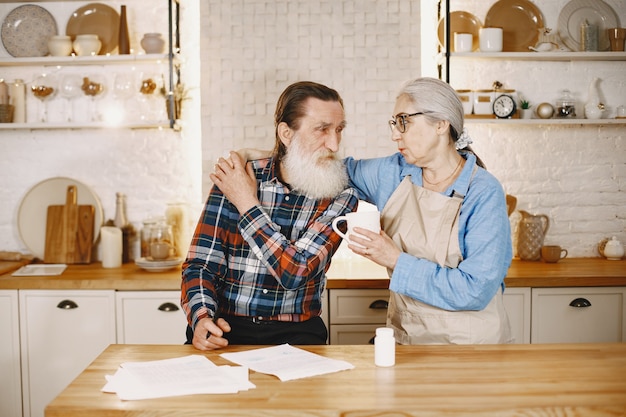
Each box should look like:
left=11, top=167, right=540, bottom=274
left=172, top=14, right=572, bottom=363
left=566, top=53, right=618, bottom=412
left=181, top=157, right=358, bottom=331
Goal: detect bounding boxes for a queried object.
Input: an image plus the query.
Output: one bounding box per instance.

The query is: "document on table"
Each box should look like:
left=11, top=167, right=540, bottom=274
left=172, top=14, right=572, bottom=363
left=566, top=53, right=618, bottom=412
left=220, top=344, right=355, bottom=381
left=102, top=354, right=255, bottom=400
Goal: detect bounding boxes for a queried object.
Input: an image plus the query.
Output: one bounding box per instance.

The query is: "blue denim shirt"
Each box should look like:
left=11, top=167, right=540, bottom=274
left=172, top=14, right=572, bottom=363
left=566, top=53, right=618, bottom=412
left=344, top=152, right=512, bottom=311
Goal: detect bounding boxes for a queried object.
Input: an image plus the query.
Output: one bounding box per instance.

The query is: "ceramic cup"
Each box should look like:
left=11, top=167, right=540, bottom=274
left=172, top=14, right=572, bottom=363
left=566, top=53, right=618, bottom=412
left=479, top=27, right=503, bottom=52
left=332, top=211, right=381, bottom=248
left=73, top=34, right=101, bottom=56
left=607, top=28, right=626, bottom=52
left=47, top=35, right=73, bottom=57
left=541, top=245, right=568, bottom=263
left=150, top=241, right=171, bottom=260
left=454, top=32, right=473, bottom=52
left=616, top=105, right=626, bottom=119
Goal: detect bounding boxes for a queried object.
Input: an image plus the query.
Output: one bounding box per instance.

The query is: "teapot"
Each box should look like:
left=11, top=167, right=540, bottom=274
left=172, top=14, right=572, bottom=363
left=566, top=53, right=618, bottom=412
left=517, top=210, right=550, bottom=261
left=599, top=236, right=624, bottom=260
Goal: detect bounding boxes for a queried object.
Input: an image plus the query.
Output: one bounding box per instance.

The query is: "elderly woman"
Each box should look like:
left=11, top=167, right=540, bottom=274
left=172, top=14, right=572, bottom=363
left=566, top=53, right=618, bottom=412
left=344, top=77, right=513, bottom=344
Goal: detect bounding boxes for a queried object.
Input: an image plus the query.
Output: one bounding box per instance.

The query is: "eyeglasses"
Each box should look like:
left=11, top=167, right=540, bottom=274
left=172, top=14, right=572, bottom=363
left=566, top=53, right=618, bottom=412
left=388, top=112, right=432, bottom=133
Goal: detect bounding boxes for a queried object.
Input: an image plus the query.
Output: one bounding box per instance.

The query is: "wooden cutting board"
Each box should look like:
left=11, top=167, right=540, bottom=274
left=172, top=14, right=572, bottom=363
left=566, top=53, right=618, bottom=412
left=44, top=185, right=95, bottom=264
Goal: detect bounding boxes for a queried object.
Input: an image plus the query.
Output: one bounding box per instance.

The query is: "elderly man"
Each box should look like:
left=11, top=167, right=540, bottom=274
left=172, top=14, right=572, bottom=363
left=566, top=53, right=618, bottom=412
left=182, top=81, right=358, bottom=350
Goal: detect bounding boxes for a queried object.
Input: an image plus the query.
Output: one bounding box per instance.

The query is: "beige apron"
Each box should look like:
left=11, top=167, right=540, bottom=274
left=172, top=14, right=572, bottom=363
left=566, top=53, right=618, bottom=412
left=382, top=176, right=512, bottom=344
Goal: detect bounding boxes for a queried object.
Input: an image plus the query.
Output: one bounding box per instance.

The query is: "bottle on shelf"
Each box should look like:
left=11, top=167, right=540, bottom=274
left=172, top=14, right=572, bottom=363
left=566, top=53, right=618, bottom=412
left=9, top=79, right=26, bottom=123
left=114, top=192, right=137, bottom=263
left=118, top=5, right=131, bottom=55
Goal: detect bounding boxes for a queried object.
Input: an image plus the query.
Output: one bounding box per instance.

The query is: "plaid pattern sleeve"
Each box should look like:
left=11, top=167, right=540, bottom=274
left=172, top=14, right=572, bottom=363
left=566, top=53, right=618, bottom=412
left=181, top=158, right=358, bottom=330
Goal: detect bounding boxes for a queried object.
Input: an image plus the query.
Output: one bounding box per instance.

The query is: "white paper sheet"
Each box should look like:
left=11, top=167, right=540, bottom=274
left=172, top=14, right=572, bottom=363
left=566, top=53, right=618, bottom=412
left=220, top=344, right=355, bottom=381
left=102, top=354, right=255, bottom=400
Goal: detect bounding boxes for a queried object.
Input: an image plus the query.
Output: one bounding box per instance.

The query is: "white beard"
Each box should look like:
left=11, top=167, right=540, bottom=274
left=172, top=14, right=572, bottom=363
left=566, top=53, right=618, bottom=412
left=282, top=136, right=348, bottom=199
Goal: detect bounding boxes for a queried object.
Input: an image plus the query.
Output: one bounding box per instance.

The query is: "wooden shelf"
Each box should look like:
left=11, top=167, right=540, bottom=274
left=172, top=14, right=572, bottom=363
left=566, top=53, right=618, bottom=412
left=0, top=120, right=179, bottom=130
left=445, top=51, right=626, bottom=61
left=0, top=54, right=170, bottom=67
left=464, top=118, right=626, bottom=125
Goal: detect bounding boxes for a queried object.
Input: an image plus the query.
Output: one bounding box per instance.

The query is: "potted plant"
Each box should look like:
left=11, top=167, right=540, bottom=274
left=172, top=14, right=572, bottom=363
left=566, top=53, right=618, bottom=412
left=520, top=99, right=533, bottom=119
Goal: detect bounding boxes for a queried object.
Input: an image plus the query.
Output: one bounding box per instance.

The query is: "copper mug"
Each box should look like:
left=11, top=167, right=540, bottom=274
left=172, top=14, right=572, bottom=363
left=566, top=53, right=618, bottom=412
left=607, top=28, right=626, bottom=52
left=541, top=245, right=568, bottom=263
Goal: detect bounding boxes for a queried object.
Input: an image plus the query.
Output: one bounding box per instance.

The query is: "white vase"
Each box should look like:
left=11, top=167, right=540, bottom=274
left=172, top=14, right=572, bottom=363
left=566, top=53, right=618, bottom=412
left=73, top=34, right=101, bottom=56
left=584, top=78, right=604, bottom=120
left=140, top=33, right=166, bottom=54
left=520, top=108, right=533, bottom=119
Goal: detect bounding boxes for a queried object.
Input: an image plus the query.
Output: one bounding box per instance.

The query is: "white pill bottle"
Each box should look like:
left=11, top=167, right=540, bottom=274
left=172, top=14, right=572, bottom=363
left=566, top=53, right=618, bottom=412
left=374, top=327, right=395, bottom=367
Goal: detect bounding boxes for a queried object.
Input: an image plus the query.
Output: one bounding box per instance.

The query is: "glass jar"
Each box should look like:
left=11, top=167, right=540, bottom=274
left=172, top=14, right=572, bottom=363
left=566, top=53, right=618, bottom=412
left=556, top=90, right=576, bottom=118
left=149, top=218, right=173, bottom=260
left=140, top=217, right=158, bottom=258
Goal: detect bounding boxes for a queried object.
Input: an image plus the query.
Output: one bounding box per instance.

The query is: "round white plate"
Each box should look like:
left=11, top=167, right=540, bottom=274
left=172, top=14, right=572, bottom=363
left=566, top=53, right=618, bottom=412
left=135, top=257, right=183, bottom=272
left=558, top=0, right=618, bottom=51
left=17, top=177, right=104, bottom=259
left=1, top=4, right=57, bottom=57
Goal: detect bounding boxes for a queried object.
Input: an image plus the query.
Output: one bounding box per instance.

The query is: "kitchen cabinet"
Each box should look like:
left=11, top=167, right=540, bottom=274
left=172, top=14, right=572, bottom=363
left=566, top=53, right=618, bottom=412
left=531, top=287, right=626, bottom=343
left=328, top=287, right=531, bottom=345
left=328, top=289, right=389, bottom=345
left=116, top=291, right=187, bottom=344
left=19, top=290, right=116, bottom=417
left=0, top=290, right=22, bottom=417
left=502, top=287, right=531, bottom=344
left=0, top=0, right=180, bottom=130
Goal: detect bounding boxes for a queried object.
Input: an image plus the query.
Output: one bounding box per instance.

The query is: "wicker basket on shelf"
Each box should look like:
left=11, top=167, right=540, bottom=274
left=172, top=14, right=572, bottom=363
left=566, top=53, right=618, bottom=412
left=0, top=104, right=14, bottom=123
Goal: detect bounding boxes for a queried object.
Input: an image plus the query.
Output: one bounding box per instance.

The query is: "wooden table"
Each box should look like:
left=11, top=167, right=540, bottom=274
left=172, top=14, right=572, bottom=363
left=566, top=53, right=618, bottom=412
left=45, top=343, right=626, bottom=416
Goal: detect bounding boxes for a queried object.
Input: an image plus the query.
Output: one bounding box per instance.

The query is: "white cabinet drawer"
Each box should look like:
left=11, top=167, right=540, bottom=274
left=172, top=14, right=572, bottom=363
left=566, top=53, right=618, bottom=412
left=531, top=287, right=626, bottom=343
left=329, top=289, right=389, bottom=324
left=116, top=291, right=188, bottom=345
left=330, top=324, right=379, bottom=345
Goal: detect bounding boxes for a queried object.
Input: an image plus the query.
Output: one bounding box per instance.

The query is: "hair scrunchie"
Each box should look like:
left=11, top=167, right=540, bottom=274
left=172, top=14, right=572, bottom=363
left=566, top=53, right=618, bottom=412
left=455, top=128, right=473, bottom=150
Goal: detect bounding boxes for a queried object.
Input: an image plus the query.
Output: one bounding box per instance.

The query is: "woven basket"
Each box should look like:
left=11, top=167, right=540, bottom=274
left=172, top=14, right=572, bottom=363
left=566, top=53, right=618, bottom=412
left=0, top=104, right=14, bottom=123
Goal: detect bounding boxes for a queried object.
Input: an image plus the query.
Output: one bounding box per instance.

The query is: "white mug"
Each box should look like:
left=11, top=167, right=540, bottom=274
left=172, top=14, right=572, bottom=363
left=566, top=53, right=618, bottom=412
left=454, top=32, right=473, bottom=52
left=331, top=211, right=381, bottom=248
left=479, top=27, right=503, bottom=52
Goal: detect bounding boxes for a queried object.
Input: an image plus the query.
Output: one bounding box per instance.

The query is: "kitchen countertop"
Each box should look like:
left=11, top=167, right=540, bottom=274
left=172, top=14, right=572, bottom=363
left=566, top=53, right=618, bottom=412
left=0, top=257, right=624, bottom=291
left=45, top=343, right=626, bottom=416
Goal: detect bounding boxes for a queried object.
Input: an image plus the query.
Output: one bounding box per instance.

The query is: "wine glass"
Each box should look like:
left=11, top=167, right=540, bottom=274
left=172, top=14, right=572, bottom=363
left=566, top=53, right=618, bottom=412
left=58, top=74, right=82, bottom=122
left=138, top=73, right=162, bottom=121
left=30, top=74, right=57, bottom=122
left=80, top=75, right=106, bottom=121
left=113, top=73, right=135, bottom=122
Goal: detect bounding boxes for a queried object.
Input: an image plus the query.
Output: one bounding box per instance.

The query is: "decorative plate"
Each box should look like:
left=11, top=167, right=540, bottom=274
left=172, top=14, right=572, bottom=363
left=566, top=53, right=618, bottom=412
left=438, top=11, right=482, bottom=52
left=484, top=0, right=545, bottom=52
left=66, top=3, right=120, bottom=55
left=1, top=4, right=58, bottom=57
left=18, top=177, right=104, bottom=259
left=558, top=0, right=618, bottom=52
left=135, top=257, right=183, bottom=272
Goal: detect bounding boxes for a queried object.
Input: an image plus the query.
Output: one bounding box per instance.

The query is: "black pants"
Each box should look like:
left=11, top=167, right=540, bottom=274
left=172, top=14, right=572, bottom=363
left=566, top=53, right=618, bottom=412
left=185, top=316, right=327, bottom=345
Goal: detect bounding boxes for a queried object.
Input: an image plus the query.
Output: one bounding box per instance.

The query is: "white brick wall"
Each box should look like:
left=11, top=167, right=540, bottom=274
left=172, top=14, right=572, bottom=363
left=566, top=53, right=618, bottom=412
left=0, top=0, right=623, bottom=259
left=199, top=0, right=625, bottom=258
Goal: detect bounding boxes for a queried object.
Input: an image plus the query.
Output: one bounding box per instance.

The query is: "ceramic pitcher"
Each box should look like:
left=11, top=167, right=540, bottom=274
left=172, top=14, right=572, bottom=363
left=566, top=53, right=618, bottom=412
left=517, top=210, right=550, bottom=261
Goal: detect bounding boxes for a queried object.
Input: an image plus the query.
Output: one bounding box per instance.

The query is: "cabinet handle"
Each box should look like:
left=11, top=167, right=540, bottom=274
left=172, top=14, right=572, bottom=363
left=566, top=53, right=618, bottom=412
left=57, top=300, right=78, bottom=310
left=569, top=298, right=592, bottom=308
left=369, top=299, right=388, bottom=309
left=158, top=302, right=180, bottom=312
